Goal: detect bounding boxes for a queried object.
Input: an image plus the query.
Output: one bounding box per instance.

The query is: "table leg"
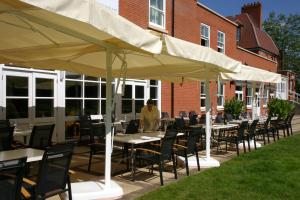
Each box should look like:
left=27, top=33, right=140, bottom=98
left=131, top=143, right=135, bottom=181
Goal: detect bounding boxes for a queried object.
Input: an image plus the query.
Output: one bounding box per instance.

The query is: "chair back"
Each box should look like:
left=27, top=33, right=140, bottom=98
left=160, top=130, right=178, bottom=160
left=179, top=111, right=188, bottom=118
left=215, top=114, right=224, bottom=123
left=248, top=119, right=259, bottom=138
left=35, top=143, right=74, bottom=198
left=125, top=119, right=139, bottom=134
left=161, top=112, right=169, bottom=119
left=90, top=123, right=106, bottom=144
left=0, top=126, right=14, bottom=151
left=174, top=117, right=185, bottom=130
left=264, top=116, right=271, bottom=129
left=29, top=124, right=55, bottom=150
left=237, top=121, right=248, bottom=141
left=198, top=115, right=206, bottom=124
left=189, top=114, right=198, bottom=125
left=225, top=113, right=233, bottom=122
left=186, top=127, right=203, bottom=154
left=287, top=112, right=295, bottom=124
left=0, top=120, right=10, bottom=129
left=0, top=157, right=27, bottom=200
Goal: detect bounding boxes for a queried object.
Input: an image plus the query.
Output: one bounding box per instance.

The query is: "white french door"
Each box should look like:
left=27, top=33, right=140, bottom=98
left=2, top=67, right=57, bottom=127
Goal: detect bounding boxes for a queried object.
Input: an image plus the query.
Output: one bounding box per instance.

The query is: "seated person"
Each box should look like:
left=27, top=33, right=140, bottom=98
left=140, top=99, right=160, bottom=132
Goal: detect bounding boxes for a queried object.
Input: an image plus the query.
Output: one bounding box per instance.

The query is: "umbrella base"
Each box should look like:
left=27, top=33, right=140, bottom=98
left=178, top=156, right=220, bottom=168
left=70, top=180, right=123, bottom=200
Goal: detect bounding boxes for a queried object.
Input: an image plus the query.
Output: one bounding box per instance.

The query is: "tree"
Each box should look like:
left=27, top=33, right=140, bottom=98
left=263, top=12, right=300, bottom=74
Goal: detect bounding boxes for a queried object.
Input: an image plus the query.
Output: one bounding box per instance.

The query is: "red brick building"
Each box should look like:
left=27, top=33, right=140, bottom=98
left=119, top=0, right=280, bottom=118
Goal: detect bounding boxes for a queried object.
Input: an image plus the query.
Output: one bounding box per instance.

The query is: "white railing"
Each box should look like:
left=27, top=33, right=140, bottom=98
left=288, top=90, right=300, bottom=104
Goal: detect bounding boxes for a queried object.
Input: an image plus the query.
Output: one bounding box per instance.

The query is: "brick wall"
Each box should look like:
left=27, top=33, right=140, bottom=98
left=119, top=0, right=278, bottom=116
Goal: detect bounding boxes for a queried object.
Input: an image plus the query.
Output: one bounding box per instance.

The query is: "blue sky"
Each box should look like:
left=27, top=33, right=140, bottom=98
left=199, top=0, right=300, bottom=20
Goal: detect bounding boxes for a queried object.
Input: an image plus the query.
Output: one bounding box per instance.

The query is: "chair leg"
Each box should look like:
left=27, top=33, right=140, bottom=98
left=236, top=140, right=240, bottom=156
left=88, top=151, right=93, bottom=172
left=263, top=132, right=266, bottom=145
left=277, top=130, right=280, bottom=140
left=196, top=150, right=200, bottom=171
left=159, top=162, right=164, bottom=186
left=185, top=154, right=189, bottom=176
left=242, top=140, right=246, bottom=153
left=67, top=176, right=72, bottom=200
left=172, top=153, right=177, bottom=179
left=247, top=137, right=251, bottom=152
left=283, top=129, right=286, bottom=137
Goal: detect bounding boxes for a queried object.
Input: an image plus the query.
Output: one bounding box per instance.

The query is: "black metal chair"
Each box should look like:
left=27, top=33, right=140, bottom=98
left=179, top=111, right=188, bottom=118
left=88, top=123, right=106, bottom=172
left=189, top=114, right=198, bottom=126
left=125, top=119, right=139, bottom=134
left=135, top=130, right=178, bottom=186
left=79, top=115, right=92, bottom=144
left=174, top=127, right=203, bottom=176
left=287, top=112, right=295, bottom=136
left=29, top=124, right=55, bottom=150
left=174, top=117, right=185, bottom=131
left=256, top=116, right=276, bottom=144
left=244, top=119, right=259, bottom=151
left=215, top=114, right=224, bottom=124
left=0, top=120, right=11, bottom=129
left=225, top=113, right=233, bottom=122
left=0, top=157, right=27, bottom=200
left=161, top=112, right=170, bottom=119
left=23, top=143, right=75, bottom=200
left=0, top=126, right=15, bottom=151
left=221, top=121, right=248, bottom=156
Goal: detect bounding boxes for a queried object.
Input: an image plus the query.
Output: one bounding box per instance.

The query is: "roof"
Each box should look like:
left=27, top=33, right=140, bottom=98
left=228, top=13, right=279, bottom=55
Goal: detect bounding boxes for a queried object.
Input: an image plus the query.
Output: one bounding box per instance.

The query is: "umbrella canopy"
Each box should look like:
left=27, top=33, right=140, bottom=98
left=0, top=0, right=241, bottom=80
left=221, top=64, right=281, bottom=83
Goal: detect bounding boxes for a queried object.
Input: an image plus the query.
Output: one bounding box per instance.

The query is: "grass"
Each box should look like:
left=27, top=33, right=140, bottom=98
left=137, top=133, right=300, bottom=200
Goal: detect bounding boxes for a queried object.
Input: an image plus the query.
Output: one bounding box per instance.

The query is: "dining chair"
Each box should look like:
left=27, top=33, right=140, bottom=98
left=287, top=112, right=295, bottom=136
left=221, top=121, right=248, bottom=156
left=22, top=143, right=75, bottom=200
left=244, top=119, right=259, bottom=151
left=79, top=115, right=92, bottom=144
left=0, top=119, right=11, bottom=129
left=179, top=111, right=188, bottom=118
left=88, top=123, right=106, bottom=172
left=0, top=126, right=15, bottom=151
left=215, top=114, right=224, bottom=124
left=125, top=119, right=139, bottom=134
left=29, top=124, right=55, bottom=150
left=174, top=127, right=203, bottom=175
left=0, top=157, right=28, bottom=200
left=135, top=130, right=178, bottom=186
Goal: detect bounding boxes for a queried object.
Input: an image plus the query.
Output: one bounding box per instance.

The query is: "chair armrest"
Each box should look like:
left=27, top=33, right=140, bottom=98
left=21, top=187, right=31, bottom=199
left=150, top=143, right=161, bottom=147
left=173, top=144, right=187, bottom=149
left=68, top=169, right=76, bottom=175
left=135, top=148, right=161, bottom=155
left=23, top=178, right=36, bottom=186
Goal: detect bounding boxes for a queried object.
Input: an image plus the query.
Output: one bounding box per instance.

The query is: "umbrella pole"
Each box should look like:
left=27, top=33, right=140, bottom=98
left=252, top=82, right=257, bottom=119
left=205, top=79, right=211, bottom=159
left=105, top=49, right=113, bottom=188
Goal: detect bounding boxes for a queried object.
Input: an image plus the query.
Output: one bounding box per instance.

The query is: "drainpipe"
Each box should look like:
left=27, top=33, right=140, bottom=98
left=170, top=0, right=175, bottom=117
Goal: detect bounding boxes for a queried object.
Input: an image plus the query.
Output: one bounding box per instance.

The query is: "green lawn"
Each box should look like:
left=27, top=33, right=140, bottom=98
left=137, top=133, right=300, bottom=200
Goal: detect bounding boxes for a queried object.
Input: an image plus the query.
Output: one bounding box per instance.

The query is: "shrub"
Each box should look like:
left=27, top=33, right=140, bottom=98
left=267, top=98, right=295, bottom=119
left=224, top=98, right=244, bottom=119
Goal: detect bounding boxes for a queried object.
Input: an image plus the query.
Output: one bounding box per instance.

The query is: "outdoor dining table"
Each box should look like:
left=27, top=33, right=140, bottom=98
left=113, top=131, right=184, bottom=180
left=0, top=148, right=44, bottom=162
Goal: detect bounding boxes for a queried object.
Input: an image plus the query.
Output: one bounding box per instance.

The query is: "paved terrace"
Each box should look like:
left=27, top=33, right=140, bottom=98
left=51, top=115, right=300, bottom=200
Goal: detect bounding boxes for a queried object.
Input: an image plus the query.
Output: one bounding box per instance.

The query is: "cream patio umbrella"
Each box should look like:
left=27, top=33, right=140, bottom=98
left=0, top=0, right=242, bottom=197
left=221, top=64, right=281, bottom=119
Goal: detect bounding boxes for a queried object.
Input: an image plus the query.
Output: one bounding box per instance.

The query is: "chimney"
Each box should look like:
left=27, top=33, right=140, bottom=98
left=241, top=2, right=262, bottom=29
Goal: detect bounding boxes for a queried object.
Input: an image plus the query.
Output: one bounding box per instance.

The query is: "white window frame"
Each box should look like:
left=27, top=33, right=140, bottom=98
left=149, top=0, right=166, bottom=29
left=263, top=86, right=269, bottom=107
left=200, top=23, right=210, bottom=47
left=200, top=81, right=206, bottom=111
left=217, top=83, right=225, bottom=109
left=217, top=30, right=225, bottom=53
left=246, top=86, right=253, bottom=108
left=235, top=84, right=243, bottom=101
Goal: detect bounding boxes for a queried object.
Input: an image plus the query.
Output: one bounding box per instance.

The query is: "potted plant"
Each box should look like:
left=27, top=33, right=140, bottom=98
left=267, top=98, right=295, bottom=119
left=224, top=98, right=244, bottom=119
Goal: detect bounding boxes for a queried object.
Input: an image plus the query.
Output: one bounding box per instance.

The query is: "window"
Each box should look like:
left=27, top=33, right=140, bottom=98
left=65, top=72, right=105, bottom=116
left=35, top=78, right=54, bottom=117
left=235, top=84, right=243, bottom=101
left=217, top=31, right=225, bottom=53
left=217, top=83, right=225, bottom=107
left=200, top=82, right=206, bottom=110
left=201, top=24, right=210, bottom=47
left=149, top=0, right=165, bottom=29
left=149, top=80, right=159, bottom=106
left=6, top=76, right=29, bottom=119
left=122, top=85, right=133, bottom=114
left=263, top=86, right=269, bottom=106
left=246, top=86, right=253, bottom=107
